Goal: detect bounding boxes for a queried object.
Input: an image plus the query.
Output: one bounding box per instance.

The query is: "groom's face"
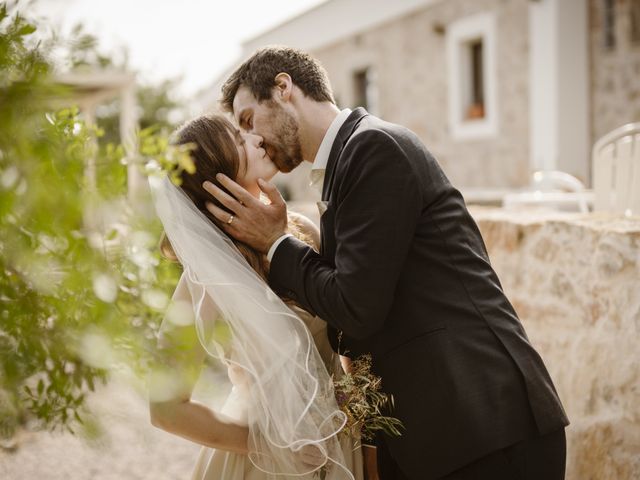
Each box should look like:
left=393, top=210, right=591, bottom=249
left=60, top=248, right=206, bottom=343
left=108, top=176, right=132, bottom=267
left=233, top=86, right=303, bottom=173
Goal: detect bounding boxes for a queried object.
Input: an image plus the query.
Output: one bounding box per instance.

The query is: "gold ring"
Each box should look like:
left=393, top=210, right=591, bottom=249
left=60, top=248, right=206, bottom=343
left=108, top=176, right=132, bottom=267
left=227, top=214, right=234, bottom=225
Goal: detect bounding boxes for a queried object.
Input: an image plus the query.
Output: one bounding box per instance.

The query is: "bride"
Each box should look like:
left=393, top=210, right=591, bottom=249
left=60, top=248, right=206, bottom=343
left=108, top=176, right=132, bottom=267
left=147, top=114, right=365, bottom=480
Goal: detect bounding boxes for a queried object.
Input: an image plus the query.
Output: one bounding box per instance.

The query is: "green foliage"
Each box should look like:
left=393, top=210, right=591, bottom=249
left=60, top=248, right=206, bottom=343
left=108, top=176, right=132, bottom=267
left=89, top=76, right=185, bottom=153
left=0, top=3, right=189, bottom=438
left=97, top=79, right=185, bottom=146
left=53, top=23, right=185, bottom=145
left=314, top=354, right=403, bottom=479
left=65, top=23, right=121, bottom=70
left=332, top=354, right=404, bottom=443
left=140, top=125, right=196, bottom=185
left=39, top=22, right=186, bottom=195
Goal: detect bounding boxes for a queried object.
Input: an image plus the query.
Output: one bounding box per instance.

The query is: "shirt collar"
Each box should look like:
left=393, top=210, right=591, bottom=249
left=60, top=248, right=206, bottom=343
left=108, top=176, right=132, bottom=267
left=311, top=108, right=352, bottom=173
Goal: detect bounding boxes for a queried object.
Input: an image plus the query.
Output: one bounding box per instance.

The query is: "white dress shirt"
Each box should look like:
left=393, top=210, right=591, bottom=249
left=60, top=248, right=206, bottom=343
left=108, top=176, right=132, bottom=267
left=267, top=108, right=352, bottom=262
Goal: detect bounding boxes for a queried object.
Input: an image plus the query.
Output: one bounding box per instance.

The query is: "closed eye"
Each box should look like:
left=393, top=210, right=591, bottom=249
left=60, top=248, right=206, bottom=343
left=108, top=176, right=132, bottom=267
left=234, top=128, right=245, bottom=146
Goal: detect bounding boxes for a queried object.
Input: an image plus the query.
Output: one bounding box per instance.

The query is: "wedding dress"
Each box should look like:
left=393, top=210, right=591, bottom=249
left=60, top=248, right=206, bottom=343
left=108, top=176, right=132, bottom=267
left=191, top=306, right=364, bottom=480
left=150, top=176, right=363, bottom=480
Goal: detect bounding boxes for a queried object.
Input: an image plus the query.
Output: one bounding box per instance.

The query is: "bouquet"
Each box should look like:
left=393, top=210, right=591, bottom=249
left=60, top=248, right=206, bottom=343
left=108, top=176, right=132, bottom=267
left=312, top=354, right=403, bottom=479
left=333, top=354, right=404, bottom=444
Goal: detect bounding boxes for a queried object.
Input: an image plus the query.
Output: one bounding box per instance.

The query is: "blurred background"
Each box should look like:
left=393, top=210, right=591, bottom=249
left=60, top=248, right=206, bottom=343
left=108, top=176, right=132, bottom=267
left=1, top=0, right=639, bottom=479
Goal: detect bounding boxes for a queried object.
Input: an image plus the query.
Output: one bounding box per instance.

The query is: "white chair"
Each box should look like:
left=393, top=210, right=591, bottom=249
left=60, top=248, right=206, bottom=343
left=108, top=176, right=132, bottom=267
left=503, top=170, right=592, bottom=213
left=592, top=122, right=640, bottom=216
left=530, top=170, right=586, bottom=193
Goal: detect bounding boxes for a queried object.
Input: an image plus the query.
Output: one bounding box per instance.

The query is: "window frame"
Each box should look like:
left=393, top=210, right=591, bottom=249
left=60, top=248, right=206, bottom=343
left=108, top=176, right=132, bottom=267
left=351, top=66, right=379, bottom=115
left=446, top=13, right=499, bottom=141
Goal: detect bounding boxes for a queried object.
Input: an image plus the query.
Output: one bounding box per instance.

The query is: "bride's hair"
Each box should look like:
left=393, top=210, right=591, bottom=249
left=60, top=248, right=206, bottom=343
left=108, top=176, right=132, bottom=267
left=160, top=114, right=309, bottom=279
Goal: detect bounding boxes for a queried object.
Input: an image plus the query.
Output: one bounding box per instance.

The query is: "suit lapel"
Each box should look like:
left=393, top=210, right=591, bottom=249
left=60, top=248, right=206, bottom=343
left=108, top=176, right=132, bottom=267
left=321, top=108, right=369, bottom=201
left=319, top=108, right=368, bottom=355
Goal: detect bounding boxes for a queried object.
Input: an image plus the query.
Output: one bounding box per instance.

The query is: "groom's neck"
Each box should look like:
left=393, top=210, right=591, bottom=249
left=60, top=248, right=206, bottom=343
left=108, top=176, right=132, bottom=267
left=297, top=101, right=341, bottom=164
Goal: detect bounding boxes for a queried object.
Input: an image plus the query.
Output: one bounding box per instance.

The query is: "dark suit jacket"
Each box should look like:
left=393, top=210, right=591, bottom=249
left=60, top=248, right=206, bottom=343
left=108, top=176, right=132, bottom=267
left=269, top=108, right=569, bottom=479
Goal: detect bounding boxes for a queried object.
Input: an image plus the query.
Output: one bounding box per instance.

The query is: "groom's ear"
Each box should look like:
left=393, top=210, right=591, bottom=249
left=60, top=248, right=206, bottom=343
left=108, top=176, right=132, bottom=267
left=273, top=73, right=293, bottom=102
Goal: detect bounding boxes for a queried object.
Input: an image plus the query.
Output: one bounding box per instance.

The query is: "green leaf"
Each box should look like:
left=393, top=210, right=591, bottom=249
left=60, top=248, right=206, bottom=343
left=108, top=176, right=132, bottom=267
left=17, top=24, right=36, bottom=36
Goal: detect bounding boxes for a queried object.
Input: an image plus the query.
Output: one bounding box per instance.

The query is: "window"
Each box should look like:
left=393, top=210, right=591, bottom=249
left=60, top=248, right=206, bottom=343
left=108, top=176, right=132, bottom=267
left=446, top=13, right=498, bottom=140
left=352, top=67, right=378, bottom=114
left=603, top=0, right=616, bottom=49
left=467, top=39, right=485, bottom=120
left=353, top=69, right=369, bottom=109
left=631, top=0, right=640, bottom=45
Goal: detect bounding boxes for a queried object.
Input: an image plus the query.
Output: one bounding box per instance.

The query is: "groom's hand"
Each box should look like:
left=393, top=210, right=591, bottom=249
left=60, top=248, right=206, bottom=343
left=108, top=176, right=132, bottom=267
left=203, top=174, right=287, bottom=254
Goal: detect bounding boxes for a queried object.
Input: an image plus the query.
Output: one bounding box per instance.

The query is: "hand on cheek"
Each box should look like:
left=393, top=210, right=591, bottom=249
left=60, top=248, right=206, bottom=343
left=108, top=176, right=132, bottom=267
left=203, top=175, right=288, bottom=254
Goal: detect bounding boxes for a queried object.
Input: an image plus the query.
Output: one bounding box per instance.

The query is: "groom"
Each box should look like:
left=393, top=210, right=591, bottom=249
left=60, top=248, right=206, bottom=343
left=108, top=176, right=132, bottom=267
left=204, top=47, right=569, bottom=479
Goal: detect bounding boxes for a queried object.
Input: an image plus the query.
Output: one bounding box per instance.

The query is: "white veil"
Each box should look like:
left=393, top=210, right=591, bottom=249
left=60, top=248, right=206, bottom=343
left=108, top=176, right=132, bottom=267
left=150, top=175, right=353, bottom=479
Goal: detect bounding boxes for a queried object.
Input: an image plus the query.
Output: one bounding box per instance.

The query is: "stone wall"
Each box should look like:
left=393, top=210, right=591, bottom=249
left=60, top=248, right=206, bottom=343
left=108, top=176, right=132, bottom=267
left=589, top=0, right=640, bottom=142
left=311, top=0, right=531, bottom=190
left=472, top=207, right=640, bottom=480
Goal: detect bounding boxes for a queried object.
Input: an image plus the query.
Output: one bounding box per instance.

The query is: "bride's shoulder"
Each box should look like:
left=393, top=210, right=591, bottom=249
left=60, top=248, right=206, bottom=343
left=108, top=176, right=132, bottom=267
left=288, top=211, right=320, bottom=250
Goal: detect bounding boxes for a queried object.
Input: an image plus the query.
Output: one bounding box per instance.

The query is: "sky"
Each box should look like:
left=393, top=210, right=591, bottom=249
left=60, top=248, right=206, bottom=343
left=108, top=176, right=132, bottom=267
left=29, top=0, right=326, bottom=98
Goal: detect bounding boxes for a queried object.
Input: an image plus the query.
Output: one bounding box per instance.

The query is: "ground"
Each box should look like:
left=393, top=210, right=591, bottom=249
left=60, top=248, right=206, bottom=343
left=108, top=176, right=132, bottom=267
left=0, top=370, right=230, bottom=480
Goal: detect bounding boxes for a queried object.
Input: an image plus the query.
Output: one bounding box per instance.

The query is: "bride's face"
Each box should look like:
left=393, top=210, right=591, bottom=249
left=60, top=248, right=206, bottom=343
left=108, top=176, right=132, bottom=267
left=232, top=129, right=278, bottom=195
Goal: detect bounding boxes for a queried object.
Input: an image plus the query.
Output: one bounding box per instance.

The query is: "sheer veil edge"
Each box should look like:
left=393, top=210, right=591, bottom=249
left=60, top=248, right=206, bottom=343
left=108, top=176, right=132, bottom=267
left=150, top=175, right=354, bottom=479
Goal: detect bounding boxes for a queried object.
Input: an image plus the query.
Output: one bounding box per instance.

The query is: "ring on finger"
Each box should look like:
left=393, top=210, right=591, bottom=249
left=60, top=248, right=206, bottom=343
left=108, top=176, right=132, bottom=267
left=227, top=214, right=235, bottom=225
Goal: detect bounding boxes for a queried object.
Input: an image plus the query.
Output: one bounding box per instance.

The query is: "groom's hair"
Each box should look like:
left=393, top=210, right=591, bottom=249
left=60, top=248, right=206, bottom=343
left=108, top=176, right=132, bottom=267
left=221, top=46, right=335, bottom=112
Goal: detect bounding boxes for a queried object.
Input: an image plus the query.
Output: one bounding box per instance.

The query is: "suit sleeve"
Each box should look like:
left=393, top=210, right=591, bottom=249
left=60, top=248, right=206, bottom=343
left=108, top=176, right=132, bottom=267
left=269, top=130, right=422, bottom=339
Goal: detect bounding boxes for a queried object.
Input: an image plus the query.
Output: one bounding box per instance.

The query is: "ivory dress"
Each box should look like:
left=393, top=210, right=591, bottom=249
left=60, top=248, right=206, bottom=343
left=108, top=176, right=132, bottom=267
left=190, top=306, right=364, bottom=480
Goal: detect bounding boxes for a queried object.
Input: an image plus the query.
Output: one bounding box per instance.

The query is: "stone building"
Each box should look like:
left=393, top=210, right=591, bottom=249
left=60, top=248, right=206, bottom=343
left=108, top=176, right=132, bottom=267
left=200, top=0, right=640, bottom=201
